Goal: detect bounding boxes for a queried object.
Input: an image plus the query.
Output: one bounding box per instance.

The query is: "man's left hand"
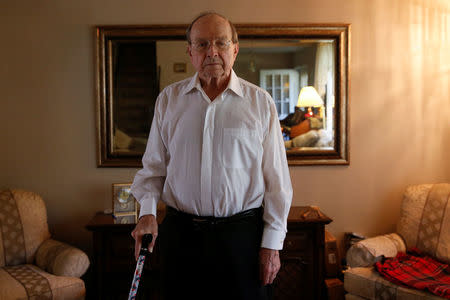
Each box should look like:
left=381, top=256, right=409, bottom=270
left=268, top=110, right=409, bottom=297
left=259, top=248, right=281, bottom=285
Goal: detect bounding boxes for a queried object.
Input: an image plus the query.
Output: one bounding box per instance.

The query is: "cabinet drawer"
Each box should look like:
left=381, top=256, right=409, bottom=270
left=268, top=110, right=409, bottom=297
left=283, top=231, right=311, bottom=251
left=105, top=232, right=135, bottom=258
left=113, top=237, right=134, bottom=257
left=274, top=257, right=313, bottom=300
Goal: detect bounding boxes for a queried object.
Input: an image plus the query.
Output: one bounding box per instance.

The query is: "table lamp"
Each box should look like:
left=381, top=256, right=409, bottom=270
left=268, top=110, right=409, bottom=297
left=297, top=86, right=324, bottom=118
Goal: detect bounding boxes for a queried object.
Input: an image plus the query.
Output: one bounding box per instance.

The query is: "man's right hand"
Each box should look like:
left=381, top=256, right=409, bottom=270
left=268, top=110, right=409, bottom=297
left=131, top=214, right=158, bottom=260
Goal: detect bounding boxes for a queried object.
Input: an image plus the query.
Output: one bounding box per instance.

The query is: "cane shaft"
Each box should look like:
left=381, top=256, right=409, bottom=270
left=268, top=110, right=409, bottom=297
left=128, top=254, right=146, bottom=300
left=128, top=234, right=153, bottom=300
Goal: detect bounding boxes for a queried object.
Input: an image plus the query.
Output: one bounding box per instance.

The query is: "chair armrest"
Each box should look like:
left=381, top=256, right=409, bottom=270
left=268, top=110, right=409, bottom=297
left=346, top=233, right=405, bottom=268
left=35, top=239, right=90, bottom=277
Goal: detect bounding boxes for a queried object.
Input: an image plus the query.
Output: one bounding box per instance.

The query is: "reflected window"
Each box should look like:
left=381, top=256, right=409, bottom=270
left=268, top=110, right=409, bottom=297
left=260, top=69, right=299, bottom=119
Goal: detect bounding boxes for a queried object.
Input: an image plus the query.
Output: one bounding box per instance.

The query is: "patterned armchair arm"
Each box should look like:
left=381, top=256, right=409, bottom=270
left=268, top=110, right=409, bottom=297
left=35, top=239, right=90, bottom=277
left=346, top=233, right=406, bottom=268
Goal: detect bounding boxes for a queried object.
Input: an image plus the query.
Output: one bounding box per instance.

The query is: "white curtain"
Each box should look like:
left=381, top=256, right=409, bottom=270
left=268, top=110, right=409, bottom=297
left=314, top=42, right=335, bottom=132
left=314, top=42, right=334, bottom=97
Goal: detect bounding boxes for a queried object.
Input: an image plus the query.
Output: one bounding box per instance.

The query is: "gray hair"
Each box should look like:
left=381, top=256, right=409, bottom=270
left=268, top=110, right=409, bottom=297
left=186, top=12, right=239, bottom=44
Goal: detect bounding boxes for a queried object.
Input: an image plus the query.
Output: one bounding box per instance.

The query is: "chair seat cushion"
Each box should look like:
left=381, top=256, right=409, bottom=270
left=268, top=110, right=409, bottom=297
left=344, top=267, right=445, bottom=300
left=0, top=264, right=85, bottom=300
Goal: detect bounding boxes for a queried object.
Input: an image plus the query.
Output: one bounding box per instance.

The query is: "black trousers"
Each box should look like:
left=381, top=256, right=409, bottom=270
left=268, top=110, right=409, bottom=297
left=158, top=207, right=271, bottom=300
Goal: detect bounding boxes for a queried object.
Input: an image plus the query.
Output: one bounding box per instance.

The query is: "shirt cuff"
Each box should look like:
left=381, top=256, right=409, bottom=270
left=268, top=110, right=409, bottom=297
left=261, top=227, right=286, bottom=250
left=138, top=193, right=159, bottom=218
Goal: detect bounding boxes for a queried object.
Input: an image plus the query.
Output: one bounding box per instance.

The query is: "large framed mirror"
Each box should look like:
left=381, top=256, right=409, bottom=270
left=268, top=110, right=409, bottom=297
left=95, top=24, right=350, bottom=167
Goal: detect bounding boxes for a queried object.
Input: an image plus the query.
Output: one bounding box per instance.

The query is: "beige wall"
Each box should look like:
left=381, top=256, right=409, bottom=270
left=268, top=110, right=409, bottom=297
left=157, top=41, right=196, bottom=89
left=0, top=0, right=449, bottom=257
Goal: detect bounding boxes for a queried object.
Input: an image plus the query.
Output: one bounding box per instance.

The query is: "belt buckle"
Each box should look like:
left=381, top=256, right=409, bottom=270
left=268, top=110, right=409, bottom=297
left=192, top=217, right=218, bottom=226
left=192, top=217, right=208, bottom=223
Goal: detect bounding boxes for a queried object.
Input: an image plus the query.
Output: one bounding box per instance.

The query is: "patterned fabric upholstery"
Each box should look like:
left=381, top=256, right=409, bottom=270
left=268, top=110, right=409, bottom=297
left=345, top=183, right=450, bottom=300
left=0, top=264, right=85, bottom=300
left=0, top=190, right=50, bottom=267
left=345, top=267, right=444, bottom=300
left=4, top=265, right=53, bottom=299
left=0, top=189, right=88, bottom=299
left=397, top=183, right=450, bottom=264
left=345, top=294, right=367, bottom=300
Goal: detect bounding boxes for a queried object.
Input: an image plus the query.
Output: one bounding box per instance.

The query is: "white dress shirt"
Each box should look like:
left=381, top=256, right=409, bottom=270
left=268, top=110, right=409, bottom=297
left=131, top=70, right=292, bottom=250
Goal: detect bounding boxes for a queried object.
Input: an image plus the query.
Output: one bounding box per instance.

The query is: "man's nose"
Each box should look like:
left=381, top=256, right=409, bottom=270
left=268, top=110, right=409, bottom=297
left=206, top=43, right=219, bottom=56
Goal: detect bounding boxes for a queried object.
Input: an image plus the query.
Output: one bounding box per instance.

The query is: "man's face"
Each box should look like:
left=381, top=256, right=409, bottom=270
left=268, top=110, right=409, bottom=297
left=188, top=15, right=239, bottom=81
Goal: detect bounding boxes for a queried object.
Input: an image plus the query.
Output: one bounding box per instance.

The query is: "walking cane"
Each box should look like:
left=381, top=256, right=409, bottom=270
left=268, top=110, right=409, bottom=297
left=128, top=234, right=153, bottom=300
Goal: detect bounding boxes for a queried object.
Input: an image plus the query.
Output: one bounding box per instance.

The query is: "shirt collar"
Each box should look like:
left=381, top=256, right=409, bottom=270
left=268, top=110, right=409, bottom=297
left=227, top=70, right=244, bottom=98
left=181, top=70, right=244, bottom=98
left=182, top=72, right=201, bottom=95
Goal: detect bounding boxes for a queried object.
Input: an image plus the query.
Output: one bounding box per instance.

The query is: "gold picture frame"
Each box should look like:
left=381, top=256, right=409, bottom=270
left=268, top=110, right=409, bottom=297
left=112, top=183, right=138, bottom=222
left=95, top=24, right=350, bottom=167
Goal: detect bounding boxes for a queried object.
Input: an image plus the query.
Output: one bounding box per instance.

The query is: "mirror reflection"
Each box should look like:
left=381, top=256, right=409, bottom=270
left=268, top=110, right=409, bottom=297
left=235, top=40, right=335, bottom=150
left=111, top=39, right=336, bottom=155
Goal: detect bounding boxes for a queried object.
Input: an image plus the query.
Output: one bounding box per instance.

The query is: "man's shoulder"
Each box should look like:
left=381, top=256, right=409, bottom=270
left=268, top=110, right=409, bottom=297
left=237, top=76, right=264, bottom=92
left=160, top=76, right=194, bottom=96
left=236, top=76, right=272, bottom=102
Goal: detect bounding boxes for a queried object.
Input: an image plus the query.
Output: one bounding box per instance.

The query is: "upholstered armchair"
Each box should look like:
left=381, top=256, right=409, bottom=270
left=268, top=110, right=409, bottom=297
left=344, top=183, right=450, bottom=300
left=0, top=189, right=90, bottom=299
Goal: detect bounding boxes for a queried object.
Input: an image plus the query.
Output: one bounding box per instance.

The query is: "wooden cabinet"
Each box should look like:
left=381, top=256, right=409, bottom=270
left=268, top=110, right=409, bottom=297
left=275, top=207, right=332, bottom=300
left=86, top=206, right=331, bottom=300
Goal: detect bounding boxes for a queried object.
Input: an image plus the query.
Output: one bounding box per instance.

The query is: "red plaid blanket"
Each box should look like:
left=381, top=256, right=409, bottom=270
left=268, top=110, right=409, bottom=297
left=375, top=249, right=450, bottom=299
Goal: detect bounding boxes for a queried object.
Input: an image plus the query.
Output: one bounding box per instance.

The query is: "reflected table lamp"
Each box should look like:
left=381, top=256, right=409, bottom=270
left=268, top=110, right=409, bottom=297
left=297, top=86, right=324, bottom=118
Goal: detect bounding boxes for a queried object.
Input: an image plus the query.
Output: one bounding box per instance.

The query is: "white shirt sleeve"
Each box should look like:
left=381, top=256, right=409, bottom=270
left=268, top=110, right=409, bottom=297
left=260, top=97, right=293, bottom=250
left=131, top=95, right=167, bottom=218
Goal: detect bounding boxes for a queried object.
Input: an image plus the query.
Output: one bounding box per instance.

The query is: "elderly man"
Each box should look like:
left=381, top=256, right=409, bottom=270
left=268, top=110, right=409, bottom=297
left=131, top=12, right=292, bottom=300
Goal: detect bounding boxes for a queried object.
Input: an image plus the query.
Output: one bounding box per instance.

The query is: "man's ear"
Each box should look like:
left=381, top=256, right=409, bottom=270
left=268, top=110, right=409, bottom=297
left=234, top=42, right=239, bottom=57
left=187, top=45, right=193, bottom=57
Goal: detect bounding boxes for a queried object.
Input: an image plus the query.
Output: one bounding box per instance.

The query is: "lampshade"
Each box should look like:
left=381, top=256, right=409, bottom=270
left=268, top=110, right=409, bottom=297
left=297, top=86, right=324, bottom=107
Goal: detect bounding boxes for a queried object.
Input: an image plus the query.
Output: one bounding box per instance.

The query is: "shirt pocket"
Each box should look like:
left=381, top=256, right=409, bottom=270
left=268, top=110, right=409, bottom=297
left=222, top=128, right=261, bottom=169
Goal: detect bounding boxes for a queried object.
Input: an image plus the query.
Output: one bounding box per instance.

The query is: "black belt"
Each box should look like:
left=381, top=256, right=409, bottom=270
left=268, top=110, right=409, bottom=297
left=166, top=206, right=262, bottom=226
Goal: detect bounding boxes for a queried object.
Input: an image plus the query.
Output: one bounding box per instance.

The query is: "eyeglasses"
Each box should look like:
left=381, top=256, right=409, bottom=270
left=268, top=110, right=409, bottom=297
left=190, top=39, right=233, bottom=52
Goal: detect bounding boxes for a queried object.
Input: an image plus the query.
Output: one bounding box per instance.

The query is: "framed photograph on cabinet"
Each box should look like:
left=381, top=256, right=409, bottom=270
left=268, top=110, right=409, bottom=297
left=112, top=183, right=138, bottom=216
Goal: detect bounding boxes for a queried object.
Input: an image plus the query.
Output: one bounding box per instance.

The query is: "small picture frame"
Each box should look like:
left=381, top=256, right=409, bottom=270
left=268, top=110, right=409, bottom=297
left=112, top=183, right=138, bottom=216
left=173, top=62, right=187, bottom=73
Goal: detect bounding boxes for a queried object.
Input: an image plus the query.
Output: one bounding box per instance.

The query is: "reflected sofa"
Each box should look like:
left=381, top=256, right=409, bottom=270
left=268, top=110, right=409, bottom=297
left=283, top=116, right=333, bottom=148
left=344, top=183, right=450, bottom=300
left=0, top=189, right=89, bottom=299
left=284, top=128, right=333, bottom=148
